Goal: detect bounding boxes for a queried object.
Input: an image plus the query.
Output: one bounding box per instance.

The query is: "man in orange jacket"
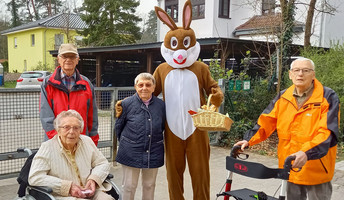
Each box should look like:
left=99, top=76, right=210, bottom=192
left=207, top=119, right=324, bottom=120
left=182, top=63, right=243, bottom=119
left=235, top=57, right=339, bottom=200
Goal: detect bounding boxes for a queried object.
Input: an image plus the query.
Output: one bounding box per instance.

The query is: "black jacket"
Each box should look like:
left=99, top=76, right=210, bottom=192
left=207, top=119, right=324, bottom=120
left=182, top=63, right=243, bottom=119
left=115, top=94, right=166, bottom=168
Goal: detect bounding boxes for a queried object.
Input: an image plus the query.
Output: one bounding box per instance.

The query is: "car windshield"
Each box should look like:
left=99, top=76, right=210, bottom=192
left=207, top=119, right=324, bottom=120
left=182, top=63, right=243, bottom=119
left=21, top=72, right=44, bottom=78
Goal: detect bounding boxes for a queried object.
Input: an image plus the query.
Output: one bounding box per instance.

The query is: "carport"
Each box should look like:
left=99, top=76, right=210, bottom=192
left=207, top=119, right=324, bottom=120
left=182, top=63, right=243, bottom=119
left=49, top=38, right=302, bottom=87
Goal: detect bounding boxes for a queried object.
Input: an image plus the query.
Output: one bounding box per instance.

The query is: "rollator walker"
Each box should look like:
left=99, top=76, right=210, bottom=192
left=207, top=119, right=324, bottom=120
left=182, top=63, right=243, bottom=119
left=217, top=145, right=297, bottom=200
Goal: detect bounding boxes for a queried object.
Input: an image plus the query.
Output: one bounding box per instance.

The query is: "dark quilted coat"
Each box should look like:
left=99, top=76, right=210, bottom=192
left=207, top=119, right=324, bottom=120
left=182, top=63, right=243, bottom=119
left=115, top=93, right=166, bottom=168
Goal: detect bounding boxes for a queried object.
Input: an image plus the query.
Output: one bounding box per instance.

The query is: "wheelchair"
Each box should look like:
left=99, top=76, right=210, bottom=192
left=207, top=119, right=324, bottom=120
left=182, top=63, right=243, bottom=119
left=16, top=148, right=122, bottom=200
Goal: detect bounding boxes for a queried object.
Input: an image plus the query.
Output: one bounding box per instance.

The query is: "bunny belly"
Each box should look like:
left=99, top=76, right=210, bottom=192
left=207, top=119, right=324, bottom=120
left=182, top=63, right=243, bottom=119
left=164, top=69, right=200, bottom=140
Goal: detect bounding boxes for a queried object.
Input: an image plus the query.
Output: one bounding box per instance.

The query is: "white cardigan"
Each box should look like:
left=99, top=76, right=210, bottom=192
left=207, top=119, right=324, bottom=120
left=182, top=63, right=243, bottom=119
left=28, top=135, right=111, bottom=198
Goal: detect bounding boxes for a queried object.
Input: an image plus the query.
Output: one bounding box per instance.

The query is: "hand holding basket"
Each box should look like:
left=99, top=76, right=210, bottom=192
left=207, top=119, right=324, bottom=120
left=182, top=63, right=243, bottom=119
left=190, top=94, right=233, bottom=131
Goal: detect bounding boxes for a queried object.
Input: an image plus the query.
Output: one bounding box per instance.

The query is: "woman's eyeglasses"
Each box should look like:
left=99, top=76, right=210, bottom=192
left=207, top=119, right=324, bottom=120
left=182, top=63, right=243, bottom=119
left=59, top=125, right=81, bottom=132
left=136, top=83, right=153, bottom=88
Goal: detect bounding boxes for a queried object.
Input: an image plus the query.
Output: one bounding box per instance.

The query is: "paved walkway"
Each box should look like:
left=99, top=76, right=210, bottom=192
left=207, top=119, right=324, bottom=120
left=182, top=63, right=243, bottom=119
left=1, top=146, right=344, bottom=200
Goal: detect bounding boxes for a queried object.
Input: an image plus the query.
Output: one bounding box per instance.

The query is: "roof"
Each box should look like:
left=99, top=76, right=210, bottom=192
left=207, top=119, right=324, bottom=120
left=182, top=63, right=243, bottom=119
left=0, top=13, right=87, bottom=35
left=49, top=37, right=303, bottom=60
left=233, top=14, right=304, bottom=36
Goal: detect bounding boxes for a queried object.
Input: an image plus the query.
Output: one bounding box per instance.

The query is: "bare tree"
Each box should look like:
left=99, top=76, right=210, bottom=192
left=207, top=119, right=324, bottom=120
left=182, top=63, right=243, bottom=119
left=304, top=0, right=316, bottom=47
left=60, top=12, right=73, bottom=43
left=30, top=0, right=39, bottom=20
left=24, top=0, right=33, bottom=21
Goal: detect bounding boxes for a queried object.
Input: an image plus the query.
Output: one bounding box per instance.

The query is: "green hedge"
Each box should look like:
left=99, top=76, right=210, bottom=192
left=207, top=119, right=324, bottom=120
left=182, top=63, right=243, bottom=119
left=216, top=45, right=344, bottom=147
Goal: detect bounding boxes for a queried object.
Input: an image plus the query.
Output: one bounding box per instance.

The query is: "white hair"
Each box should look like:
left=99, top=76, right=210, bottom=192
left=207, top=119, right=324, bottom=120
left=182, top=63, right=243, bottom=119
left=290, top=57, right=315, bottom=70
left=134, top=73, right=156, bottom=85
left=53, top=110, right=84, bottom=131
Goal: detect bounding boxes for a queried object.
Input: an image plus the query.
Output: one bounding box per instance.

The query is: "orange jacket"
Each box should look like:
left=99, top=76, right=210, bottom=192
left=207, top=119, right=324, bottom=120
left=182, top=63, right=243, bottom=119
left=245, top=79, right=340, bottom=185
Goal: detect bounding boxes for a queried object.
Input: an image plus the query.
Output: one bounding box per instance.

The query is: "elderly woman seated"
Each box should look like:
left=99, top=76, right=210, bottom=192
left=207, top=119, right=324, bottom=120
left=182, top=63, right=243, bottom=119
left=29, top=110, right=114, bottom=200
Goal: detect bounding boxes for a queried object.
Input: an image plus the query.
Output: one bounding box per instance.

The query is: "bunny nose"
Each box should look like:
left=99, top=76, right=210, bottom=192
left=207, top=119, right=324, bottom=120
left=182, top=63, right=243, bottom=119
left=178, top=55, right=183, bottom=60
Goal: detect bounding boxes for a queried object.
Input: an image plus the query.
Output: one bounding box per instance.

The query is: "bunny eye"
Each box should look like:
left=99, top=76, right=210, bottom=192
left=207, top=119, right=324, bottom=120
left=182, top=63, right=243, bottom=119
left=183, top=36, right=191, bottom=48
left=170, top=37, right=178, bottom=49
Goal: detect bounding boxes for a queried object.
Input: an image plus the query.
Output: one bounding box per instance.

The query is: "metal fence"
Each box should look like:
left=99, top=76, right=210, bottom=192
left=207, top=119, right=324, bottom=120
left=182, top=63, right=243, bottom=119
left=0, top=87, right=135, bottom=180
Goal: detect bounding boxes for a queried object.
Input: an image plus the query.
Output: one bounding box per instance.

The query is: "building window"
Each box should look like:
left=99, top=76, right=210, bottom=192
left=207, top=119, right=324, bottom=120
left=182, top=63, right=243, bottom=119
left=55, top=34, right=64, bottom=50
left=24, top=60, right=27, bottom=71
left=165, top=0, right=178, bottom=22
left=262, top=0, right=276, bottom=15
left=14, top=37, right=17, bottom=48
left=31, top=34, right=35, bottom=46
left=191, top=0, right=205, bottom=19
left=219, top=0, right=230, bottom=18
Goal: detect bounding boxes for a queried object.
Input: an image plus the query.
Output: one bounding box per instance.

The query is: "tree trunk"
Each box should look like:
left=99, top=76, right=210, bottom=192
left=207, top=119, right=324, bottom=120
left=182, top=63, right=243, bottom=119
left=276, top=0, right=295, bottom=94
left=30, top=0, right=39, bottom=20
left=25, top=0, right=33, bottom=21
left=304, top=0, right=317, bottom=48
left=220, top=40, right=231, bottom=70
left=48, top=0, right=52, bottom=16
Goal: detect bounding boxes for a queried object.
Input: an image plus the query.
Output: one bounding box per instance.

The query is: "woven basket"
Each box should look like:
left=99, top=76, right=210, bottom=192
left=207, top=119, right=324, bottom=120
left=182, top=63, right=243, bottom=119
left=191, top=94, right=233, bottom=131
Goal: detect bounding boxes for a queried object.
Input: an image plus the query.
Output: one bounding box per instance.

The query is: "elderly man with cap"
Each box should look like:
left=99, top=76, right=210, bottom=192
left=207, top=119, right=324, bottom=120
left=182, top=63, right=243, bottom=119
left=40, top=43, right=99, bottom=145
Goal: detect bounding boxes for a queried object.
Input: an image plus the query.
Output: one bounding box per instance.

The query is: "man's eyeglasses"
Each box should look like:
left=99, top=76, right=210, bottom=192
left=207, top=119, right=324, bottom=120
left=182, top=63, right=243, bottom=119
left=59, top=55, right=78, bottom=60
left=291, top=68, right=314, bottom=74
left=59, top=125, right=82, bottom=132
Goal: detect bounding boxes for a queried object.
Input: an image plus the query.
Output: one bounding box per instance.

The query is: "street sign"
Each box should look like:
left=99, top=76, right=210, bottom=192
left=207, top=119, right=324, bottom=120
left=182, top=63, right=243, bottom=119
left=228, top=80, right=235, bottom=91
left=243, top=80, right=251, bottom=91
left=235, top=80, right=242, bottom=90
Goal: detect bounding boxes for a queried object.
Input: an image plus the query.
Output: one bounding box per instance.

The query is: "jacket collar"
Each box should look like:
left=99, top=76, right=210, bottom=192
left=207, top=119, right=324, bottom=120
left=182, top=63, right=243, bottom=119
left=48, top=66, right=86, bottom=92
left=282, top=78, right=323, bottom=105
left=55, top=134, right=83, bottom=154
left=134, top=93, right=155, bottom=104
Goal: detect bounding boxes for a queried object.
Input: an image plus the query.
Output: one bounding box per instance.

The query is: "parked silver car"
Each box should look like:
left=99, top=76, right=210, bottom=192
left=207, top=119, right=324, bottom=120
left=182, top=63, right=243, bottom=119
left=15, top=71, right=51, bottom=89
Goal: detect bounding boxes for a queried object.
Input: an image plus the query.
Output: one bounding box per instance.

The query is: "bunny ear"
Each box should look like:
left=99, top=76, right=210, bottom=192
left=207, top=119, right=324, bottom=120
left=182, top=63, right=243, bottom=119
left=183, top=0, right=192, bottom=30
left=155, top=6, right=178, bottom=31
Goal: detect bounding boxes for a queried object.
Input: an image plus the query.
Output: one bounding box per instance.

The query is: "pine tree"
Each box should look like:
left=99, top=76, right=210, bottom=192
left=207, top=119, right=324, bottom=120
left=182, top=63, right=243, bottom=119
left=7, top=0, right=24, bottom=27
left=80, top=0, right=142, bottom=46
left=139, top=10, right=157, bottom=43
left=0, top=18, right=10, bottom=59
left=35, top=0, right=63, bottom=18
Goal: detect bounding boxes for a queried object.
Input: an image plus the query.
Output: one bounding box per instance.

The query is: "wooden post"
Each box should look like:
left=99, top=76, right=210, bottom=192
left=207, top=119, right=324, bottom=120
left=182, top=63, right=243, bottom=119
left=95, top=55, right=102, bottom=109
left=147, top=52, right=153, bottom=73
left=96, top=55, right=102, bottom=87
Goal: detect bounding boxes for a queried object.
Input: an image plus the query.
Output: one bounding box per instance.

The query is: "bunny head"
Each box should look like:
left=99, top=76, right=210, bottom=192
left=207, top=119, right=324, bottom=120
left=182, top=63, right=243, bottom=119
left=155, top=0, right=200, bottom=69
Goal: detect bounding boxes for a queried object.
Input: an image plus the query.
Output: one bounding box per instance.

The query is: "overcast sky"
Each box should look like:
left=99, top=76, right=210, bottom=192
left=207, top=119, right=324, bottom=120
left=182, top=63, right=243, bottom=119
left=0, top=0, right=158, bottom=23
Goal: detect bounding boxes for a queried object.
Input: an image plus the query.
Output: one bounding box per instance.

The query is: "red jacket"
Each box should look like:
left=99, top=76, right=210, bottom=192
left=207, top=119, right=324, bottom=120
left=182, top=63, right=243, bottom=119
left=40, top=66, right=99, bottom=145
left=245, top=79, right=339, bottom=185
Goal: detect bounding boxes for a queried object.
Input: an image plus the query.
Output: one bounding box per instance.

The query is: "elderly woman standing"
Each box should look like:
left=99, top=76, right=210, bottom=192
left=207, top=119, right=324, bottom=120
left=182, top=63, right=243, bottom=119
left=115, top=73, right=165, bottom=200
left=29, top=110, right=114, bottom=200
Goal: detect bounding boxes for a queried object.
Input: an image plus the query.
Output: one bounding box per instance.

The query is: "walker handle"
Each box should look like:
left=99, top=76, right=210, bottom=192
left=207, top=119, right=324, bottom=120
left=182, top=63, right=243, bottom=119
left=230, top=145, right=248, bottom=159
left=283, top=155, right=296, bottom=172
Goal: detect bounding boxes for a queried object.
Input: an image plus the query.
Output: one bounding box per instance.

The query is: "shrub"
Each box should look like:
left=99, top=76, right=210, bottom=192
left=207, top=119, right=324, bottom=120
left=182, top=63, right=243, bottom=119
left=218, top=78, right=277, bottom=147
left=301, top=45, right=344, bottom=141
left=31, top=62, right=54, bottom=72
left=2, top=61, right=8, bottom=72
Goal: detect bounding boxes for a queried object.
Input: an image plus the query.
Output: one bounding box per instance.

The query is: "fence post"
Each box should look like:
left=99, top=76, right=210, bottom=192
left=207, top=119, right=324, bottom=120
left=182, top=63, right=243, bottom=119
left=112, top=88, right=118, bottom=166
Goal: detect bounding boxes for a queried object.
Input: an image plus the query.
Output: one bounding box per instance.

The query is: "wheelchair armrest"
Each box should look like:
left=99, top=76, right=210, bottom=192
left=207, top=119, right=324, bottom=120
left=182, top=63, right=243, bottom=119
left=104, top=173, right=121, bottom=200
left=30, top=186, right=53, bottom=193
left=28, top=185, right=55, bottom=200
left=106, top=173, right=114, bottom=180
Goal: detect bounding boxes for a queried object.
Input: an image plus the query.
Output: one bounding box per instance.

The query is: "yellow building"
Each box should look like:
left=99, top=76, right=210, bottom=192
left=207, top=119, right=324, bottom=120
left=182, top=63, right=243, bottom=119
left=0, top=13, right=87, bottom=72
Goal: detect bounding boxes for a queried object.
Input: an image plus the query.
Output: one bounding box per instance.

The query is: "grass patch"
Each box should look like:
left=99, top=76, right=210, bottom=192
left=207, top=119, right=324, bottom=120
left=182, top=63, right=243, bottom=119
left=4, top=81, right=16, bottom=88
